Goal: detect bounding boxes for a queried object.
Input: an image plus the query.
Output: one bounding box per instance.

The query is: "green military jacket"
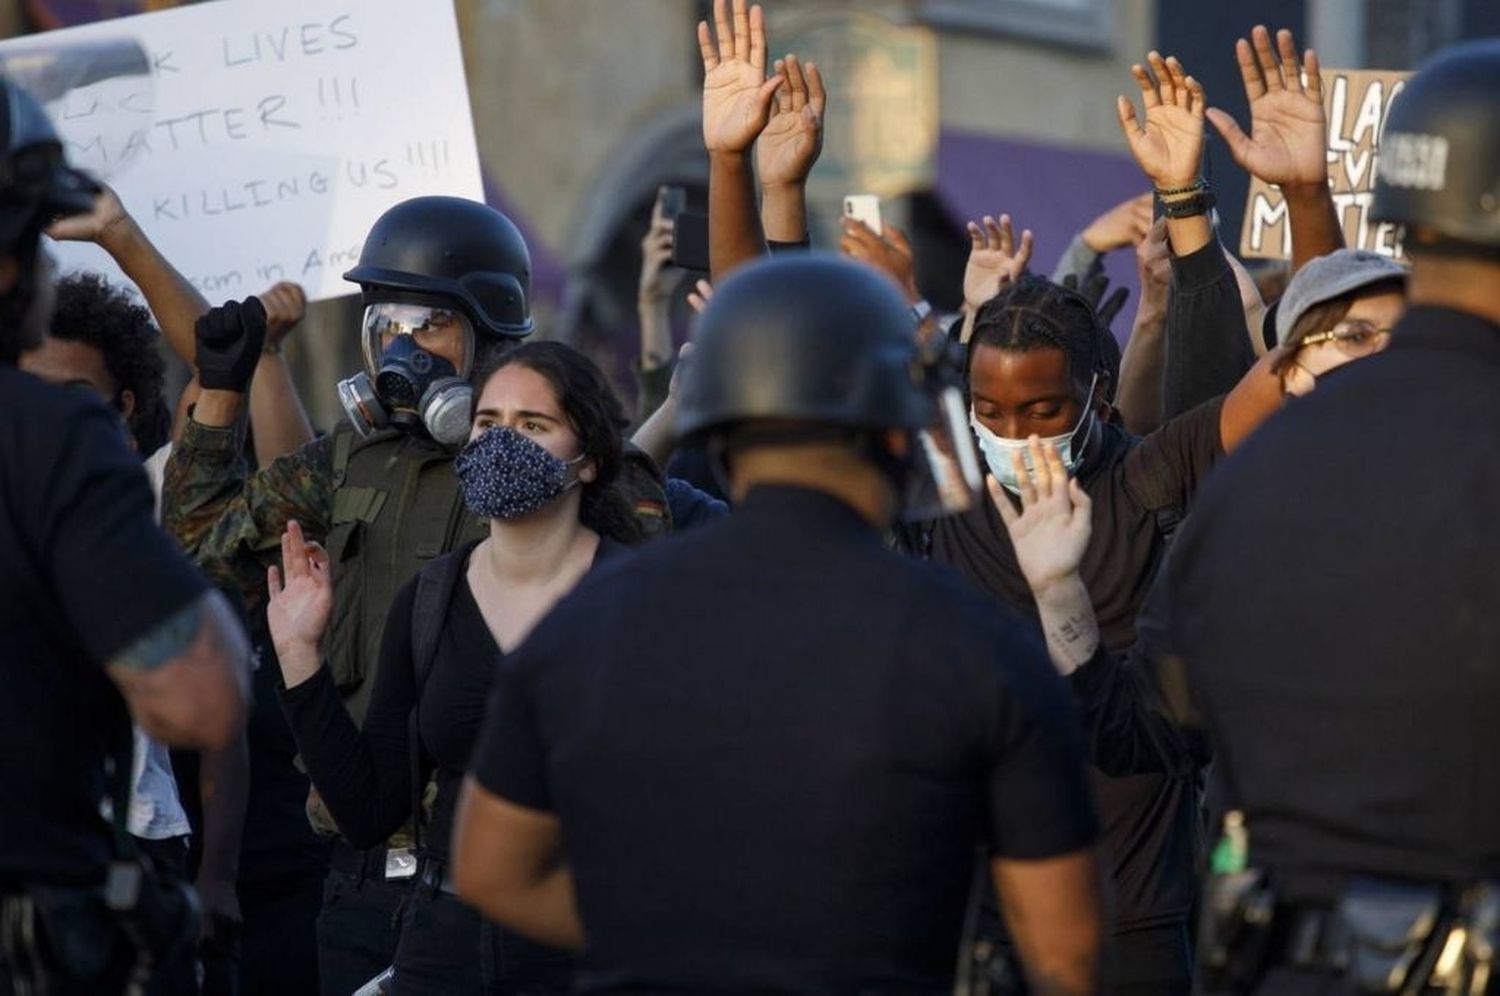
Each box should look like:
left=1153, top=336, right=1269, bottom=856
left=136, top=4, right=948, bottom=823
left=163, top=418, right=671, bottom=724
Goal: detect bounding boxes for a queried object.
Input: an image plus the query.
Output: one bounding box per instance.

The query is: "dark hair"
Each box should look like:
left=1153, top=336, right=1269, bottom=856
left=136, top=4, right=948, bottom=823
left=49, top=273, right=166, bottom=448
left=967, top=274, right=1112, bottom=401
left=474, top=340, right=643, bottom=544
left=1270, top=277, right=1406, bottom=379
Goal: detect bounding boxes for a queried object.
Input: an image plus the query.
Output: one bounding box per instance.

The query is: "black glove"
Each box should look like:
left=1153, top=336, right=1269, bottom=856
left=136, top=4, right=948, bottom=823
left=1063, top=271, right=1130, bottom=330
left=195, top=297, right=267, bottom=392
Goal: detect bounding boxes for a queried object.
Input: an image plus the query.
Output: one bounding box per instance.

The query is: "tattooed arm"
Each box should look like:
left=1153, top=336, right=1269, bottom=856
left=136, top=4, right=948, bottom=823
left=106, top=590, right=251, bottom=749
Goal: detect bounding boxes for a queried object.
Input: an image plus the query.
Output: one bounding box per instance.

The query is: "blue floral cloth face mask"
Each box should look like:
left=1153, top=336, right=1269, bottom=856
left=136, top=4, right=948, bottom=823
left=970, top=375, right=1098, bottom=495
left=453, top=425, right=584, bottom=520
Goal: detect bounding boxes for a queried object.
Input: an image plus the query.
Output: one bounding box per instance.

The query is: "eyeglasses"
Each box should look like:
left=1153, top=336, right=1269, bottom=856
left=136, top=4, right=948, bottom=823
left=1297, top=319, right=1392, bottom=358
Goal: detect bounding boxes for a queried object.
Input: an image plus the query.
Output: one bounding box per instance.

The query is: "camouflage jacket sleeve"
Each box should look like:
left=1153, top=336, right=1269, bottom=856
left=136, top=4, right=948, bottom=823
left=163, top=419, right=336, bottom=597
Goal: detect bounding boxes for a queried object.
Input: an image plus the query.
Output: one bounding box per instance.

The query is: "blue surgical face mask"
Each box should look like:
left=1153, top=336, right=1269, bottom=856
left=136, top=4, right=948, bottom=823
left=970, top=376, right=1098, bottom=495
left=453, top=426, right=584, bottom=520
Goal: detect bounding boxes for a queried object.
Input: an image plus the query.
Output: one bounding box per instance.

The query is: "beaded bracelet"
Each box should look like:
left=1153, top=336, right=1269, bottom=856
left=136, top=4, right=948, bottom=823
left=1159, top=189, right=1217, bottom=219
left=1154, top=178, right=1210, bottom=197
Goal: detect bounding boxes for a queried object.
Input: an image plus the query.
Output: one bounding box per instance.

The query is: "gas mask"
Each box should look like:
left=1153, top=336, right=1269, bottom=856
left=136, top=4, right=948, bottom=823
left=336, top=302, right=477, bottom=447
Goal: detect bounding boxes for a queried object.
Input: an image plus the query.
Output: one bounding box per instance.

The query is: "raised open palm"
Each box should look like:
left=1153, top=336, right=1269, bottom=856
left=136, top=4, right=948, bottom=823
left=963, top=214, right=1033, bottom=310
left=698, top=0, right=784, bottom=154
left=756, top=54, right=825, bottom=187
left=266, top=520, right=332, bottom=654
left=1206, top=26, right=1326, bottom=188
left=1117, top=51, right=1206, bottom=189
left=991, top=438, right=1093, bottom=595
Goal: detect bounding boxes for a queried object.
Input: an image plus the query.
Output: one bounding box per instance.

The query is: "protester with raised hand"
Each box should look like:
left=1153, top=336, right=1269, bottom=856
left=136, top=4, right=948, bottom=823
left=838, top=218, right=938, bottom=339
left=1118, top=49, right=1273, bottom=427
left=269, top=342, right=645, bottom=994
left=248, top=280, right=314, bottom=465
left=991, top=438, right=1207, bottom=782
left=1116, top=218, right=1172, bottom=434
left=635, top=188, right=686, bottom=425
left=1207, top=26, right=1342, bottom=273
left=757, top=52, right=825, bottom=246
left=698, top=0, right=784, bottom=279
left=1051, top=191, right=1153, bottom=287
left=958, top=213, right=1033, bottom=343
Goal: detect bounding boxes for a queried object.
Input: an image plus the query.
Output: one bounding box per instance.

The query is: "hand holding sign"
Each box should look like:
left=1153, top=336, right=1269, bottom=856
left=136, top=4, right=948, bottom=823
left=1207, top=26, right=1327, bottom=190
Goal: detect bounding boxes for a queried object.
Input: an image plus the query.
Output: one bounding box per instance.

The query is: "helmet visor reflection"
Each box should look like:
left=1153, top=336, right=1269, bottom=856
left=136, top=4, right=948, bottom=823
left=901, top=387, right=984, bottom=521
left=360, top=302, right=476, bottom=380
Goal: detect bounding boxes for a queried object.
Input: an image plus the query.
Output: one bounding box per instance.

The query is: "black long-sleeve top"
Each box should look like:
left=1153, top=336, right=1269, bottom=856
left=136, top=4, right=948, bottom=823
left=1163, top=240, right=1255, bottom=421
left=1065, top=574, right=1211, bottom=781
left=281, top=539, right=626, bottom=858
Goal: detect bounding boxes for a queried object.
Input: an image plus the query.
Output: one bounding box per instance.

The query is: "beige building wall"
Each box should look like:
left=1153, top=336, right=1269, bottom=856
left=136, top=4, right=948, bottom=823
left=457, top=0, right=699, bottom=253
left=934, top=0, right=1155, bottom=151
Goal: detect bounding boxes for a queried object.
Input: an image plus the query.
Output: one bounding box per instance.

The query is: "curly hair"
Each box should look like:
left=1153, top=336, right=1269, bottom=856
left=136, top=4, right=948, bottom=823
left=472, top=340, right=644, bottom=544
left=49, top=273, right=166, bottom=450
left=968, top=274, right=1115, bottom=400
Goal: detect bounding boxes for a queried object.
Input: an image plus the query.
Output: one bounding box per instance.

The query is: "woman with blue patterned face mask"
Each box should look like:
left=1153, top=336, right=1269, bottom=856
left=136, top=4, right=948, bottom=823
left=267, top=342, right=643, bottom=996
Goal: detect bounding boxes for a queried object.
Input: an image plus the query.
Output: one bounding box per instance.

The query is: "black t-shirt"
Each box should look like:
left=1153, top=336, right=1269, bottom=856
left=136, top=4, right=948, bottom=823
left=0, top=367, right=206, bottom=886
left=471, top=486, right=1097, bottom=994
left=1167, top=306, right=1500, bottom=903
left=281, top=538, right=626, bottom=861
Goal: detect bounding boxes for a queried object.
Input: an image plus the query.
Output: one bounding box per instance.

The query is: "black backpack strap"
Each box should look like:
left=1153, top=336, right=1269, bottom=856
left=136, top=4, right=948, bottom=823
left=406, top=543, right=479, bottom=850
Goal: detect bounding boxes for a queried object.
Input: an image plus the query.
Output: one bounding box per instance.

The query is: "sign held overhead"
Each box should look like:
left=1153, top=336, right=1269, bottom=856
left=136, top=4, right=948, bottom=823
left=1239, top=68, right=1412, bottom=262
left=0, top=0, right=485, bottom=302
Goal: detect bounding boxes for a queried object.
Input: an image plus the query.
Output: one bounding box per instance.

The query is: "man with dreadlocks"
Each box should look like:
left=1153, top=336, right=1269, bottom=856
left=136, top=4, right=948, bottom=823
left=913, top=42, right=1297, bottom=993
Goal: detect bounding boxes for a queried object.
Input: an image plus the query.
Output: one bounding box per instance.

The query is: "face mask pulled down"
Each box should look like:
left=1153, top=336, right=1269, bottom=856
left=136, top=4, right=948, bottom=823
left=454, top=426, right=584, bottom=521
left=970, top=377, right=1097, bottom=495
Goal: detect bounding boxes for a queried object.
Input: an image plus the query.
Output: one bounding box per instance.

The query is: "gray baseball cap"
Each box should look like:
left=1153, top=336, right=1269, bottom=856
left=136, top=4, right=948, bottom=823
left=1275, top=249, right=1408, bottom=346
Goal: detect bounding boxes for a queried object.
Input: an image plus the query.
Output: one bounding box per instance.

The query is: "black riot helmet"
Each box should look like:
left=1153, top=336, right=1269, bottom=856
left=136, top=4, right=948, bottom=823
left=343, top=195, right=535, bottom=339
left=1372, top=38, right=1500, bottom=250
left=679, top=253, right=983, bottom=518
left=0, top=75, right=98, bottom=361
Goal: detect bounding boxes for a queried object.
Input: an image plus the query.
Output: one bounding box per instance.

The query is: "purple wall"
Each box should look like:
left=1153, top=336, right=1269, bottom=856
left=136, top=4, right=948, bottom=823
left=935, top=129, right=1149, bottom=343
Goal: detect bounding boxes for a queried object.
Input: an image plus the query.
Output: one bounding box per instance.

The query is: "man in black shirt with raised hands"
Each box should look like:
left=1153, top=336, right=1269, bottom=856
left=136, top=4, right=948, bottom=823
left=0, top=74, right=249, bottom=994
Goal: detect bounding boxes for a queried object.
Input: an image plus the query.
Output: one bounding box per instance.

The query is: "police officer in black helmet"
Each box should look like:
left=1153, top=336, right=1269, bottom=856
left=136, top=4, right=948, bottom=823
left=1160, top=39, right=1500, bottom=995
left=162, top=194, right=668, bottom=993
left=453, top=253, right=1106, bottom=995
left=0, top=72, right=250, bottom=995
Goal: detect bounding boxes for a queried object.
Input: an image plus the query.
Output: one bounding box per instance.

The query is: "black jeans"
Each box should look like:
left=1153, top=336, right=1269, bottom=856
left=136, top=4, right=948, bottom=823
left=1106, top=921, right=1193, bottom=995
left=239, top=874, right=323, bottom=996
left=391, top=878, right=572, bottom=996
left=135, top=835, right=204, bottom=996
left=316, top=846, right=408, bottom=996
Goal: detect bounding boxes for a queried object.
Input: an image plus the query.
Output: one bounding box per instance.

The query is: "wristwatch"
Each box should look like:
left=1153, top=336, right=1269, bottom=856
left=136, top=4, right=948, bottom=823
left=910, top=299, right=934, bottom=327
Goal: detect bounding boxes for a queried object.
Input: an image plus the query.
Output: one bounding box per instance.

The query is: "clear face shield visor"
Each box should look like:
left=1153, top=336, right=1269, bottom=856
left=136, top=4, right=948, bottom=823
left=359, top=302, right=477, bottom=388
left=899, top=385, right=985, bottom=521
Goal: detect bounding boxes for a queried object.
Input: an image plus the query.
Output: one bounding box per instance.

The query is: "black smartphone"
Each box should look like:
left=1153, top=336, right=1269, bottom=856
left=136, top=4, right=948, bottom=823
left=658, top=184, right=686, bottom=222
left=671, top=211, right=711, bottom=273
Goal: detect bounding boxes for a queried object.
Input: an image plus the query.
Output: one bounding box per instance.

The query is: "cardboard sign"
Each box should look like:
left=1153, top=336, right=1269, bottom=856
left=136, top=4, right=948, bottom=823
left=0, top=0, right=484, bottom=301
left=1239, top=68, right=1411, bottom=261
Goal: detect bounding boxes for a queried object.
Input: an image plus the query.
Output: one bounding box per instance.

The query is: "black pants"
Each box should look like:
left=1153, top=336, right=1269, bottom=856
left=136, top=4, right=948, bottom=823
left=1106, top=921, right=1193, bottom=995
left=315, top=850, right=408, bottom=996
left=239, top=875, right=323, bottom=996
left=391, top=880, right=572, bottom=996
left=134, top=836, right=204, bottom=996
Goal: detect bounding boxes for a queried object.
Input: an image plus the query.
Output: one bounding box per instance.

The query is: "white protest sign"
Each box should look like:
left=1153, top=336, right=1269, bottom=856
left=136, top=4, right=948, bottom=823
left=0, top=0, right=484, bottom=301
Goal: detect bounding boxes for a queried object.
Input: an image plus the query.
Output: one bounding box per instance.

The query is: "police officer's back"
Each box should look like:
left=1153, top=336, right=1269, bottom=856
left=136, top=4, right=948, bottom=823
left=1164, top=40, right=1500, bottom=994
left=0, top=74, right=249, bottom=993
left=454, top=256, right=1104, bottom=994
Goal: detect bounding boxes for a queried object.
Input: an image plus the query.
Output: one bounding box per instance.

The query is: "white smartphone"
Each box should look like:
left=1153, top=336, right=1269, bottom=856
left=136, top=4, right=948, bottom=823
left=843, top=194, right=882, bottom=236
